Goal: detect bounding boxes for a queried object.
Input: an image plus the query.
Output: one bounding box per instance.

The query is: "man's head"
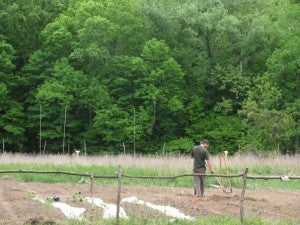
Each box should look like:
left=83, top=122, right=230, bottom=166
left=200, top=140, right=209, bottom=149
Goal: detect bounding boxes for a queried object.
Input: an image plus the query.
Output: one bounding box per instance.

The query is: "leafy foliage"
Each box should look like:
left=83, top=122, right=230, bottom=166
left=0, top=0, right=298, bottom=154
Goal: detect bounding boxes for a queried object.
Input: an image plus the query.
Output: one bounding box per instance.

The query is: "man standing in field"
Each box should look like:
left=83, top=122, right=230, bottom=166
left=191, top=140, right=214, bottom=199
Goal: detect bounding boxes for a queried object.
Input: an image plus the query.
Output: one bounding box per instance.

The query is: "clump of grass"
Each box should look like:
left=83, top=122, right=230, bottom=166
left=67, top=215, right=297, bottom=225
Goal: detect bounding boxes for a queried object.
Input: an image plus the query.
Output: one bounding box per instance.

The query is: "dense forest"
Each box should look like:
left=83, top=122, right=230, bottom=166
left=0, top=0, right=299, bottom=155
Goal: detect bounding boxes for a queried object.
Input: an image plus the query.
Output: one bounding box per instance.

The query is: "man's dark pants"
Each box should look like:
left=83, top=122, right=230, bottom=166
left=193, top=167, right=206, bottom=197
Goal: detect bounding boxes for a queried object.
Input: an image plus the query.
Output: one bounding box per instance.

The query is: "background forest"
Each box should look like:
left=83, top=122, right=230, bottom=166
left=0, top=0, right=299, bottom=155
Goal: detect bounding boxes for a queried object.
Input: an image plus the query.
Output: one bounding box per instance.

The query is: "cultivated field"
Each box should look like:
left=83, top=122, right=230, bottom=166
left=0, top=153, right=299, bottom=224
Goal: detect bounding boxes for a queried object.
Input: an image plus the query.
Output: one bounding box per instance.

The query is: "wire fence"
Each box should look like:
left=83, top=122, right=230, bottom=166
left=0, top=167, right=300, bottom=225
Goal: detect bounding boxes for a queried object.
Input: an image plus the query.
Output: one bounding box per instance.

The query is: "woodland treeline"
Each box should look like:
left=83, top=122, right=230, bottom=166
left=0, top=0, right=299, bottom=155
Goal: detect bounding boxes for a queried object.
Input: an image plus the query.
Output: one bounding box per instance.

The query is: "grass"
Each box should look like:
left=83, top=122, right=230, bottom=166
left=0, top=153, right=299, bottom=189
left=0, top=162, right=300, bottom=190
left=23, top=216, right=297, bottom=225
left=67, top=216, right=297, bottom=225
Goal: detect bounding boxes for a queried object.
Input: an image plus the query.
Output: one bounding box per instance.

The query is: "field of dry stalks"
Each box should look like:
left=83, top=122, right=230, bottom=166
left=0, top=152, right=299, bottom=173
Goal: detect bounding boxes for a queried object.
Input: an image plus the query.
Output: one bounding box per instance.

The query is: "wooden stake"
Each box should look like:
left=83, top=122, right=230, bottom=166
left=240, top=168, right=249, bottom=225
left=43, top=141, right=47, bottom=154
left=123, top=142, right=126, bottom=154
left=67, top=139, right=70, bottom=154
left=90, top=173, right=94, bottom=219
left=133, top=108, right=136, bottom=157
left=162, top=142, right=165, bottom=157
left=39, top=104, right=42, bottom=154
left=116, top=165, right=122, bottom=225
left=223, top=151, right=233, bottom=193
left=84, top=140, right=87, bottom=156
left=62, top=107, right=67, bottom=154
left=2, top=139, right=4, bottom=153
left=90, top=173, right=94, bottom=201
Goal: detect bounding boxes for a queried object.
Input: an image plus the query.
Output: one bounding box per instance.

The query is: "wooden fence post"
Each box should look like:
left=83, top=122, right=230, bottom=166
left=90, top=173, right=94, bottom=222
left=240, top=168, right=249, bottom=225
left=116, top=165, right=122, bottom=225
left=90, top=173, right=94, bottom=205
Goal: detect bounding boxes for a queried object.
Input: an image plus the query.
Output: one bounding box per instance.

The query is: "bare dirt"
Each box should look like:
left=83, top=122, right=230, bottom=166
left=0, top=176, right=299, bottom=224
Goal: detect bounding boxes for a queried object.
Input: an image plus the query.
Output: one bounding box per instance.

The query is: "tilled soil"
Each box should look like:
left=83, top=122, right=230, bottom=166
left=0, top=176, right=299, bottom=224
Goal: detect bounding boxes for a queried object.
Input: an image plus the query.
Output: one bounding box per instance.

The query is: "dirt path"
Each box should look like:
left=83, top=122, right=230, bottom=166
left=0, top=176, right=299, bottom=224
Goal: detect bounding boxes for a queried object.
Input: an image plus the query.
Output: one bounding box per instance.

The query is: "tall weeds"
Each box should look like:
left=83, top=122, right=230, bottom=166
left=0, top=153, right=299, bottom=174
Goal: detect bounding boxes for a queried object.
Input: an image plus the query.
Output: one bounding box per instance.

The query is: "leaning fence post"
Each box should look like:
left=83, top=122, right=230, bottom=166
left=116, top=165, right=122, bottom=225
left=90, top=173, right=94, bottom=222
left=240, top=168, right=249, bottom=225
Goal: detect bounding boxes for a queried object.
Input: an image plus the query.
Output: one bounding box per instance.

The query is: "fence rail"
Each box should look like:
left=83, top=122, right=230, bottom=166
left=1, top=169, right=299, bottom=180
left=0, top=169, right=117, bottom=178
left=247, top=175, right=300, bottom=179
left=0, top=168, right=299, bottom=225
left=122, top=173, right=245, bottom=179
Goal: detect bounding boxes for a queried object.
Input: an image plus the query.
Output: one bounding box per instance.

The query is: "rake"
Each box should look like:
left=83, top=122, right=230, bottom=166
left=209, top=151, right=233, bottom=194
